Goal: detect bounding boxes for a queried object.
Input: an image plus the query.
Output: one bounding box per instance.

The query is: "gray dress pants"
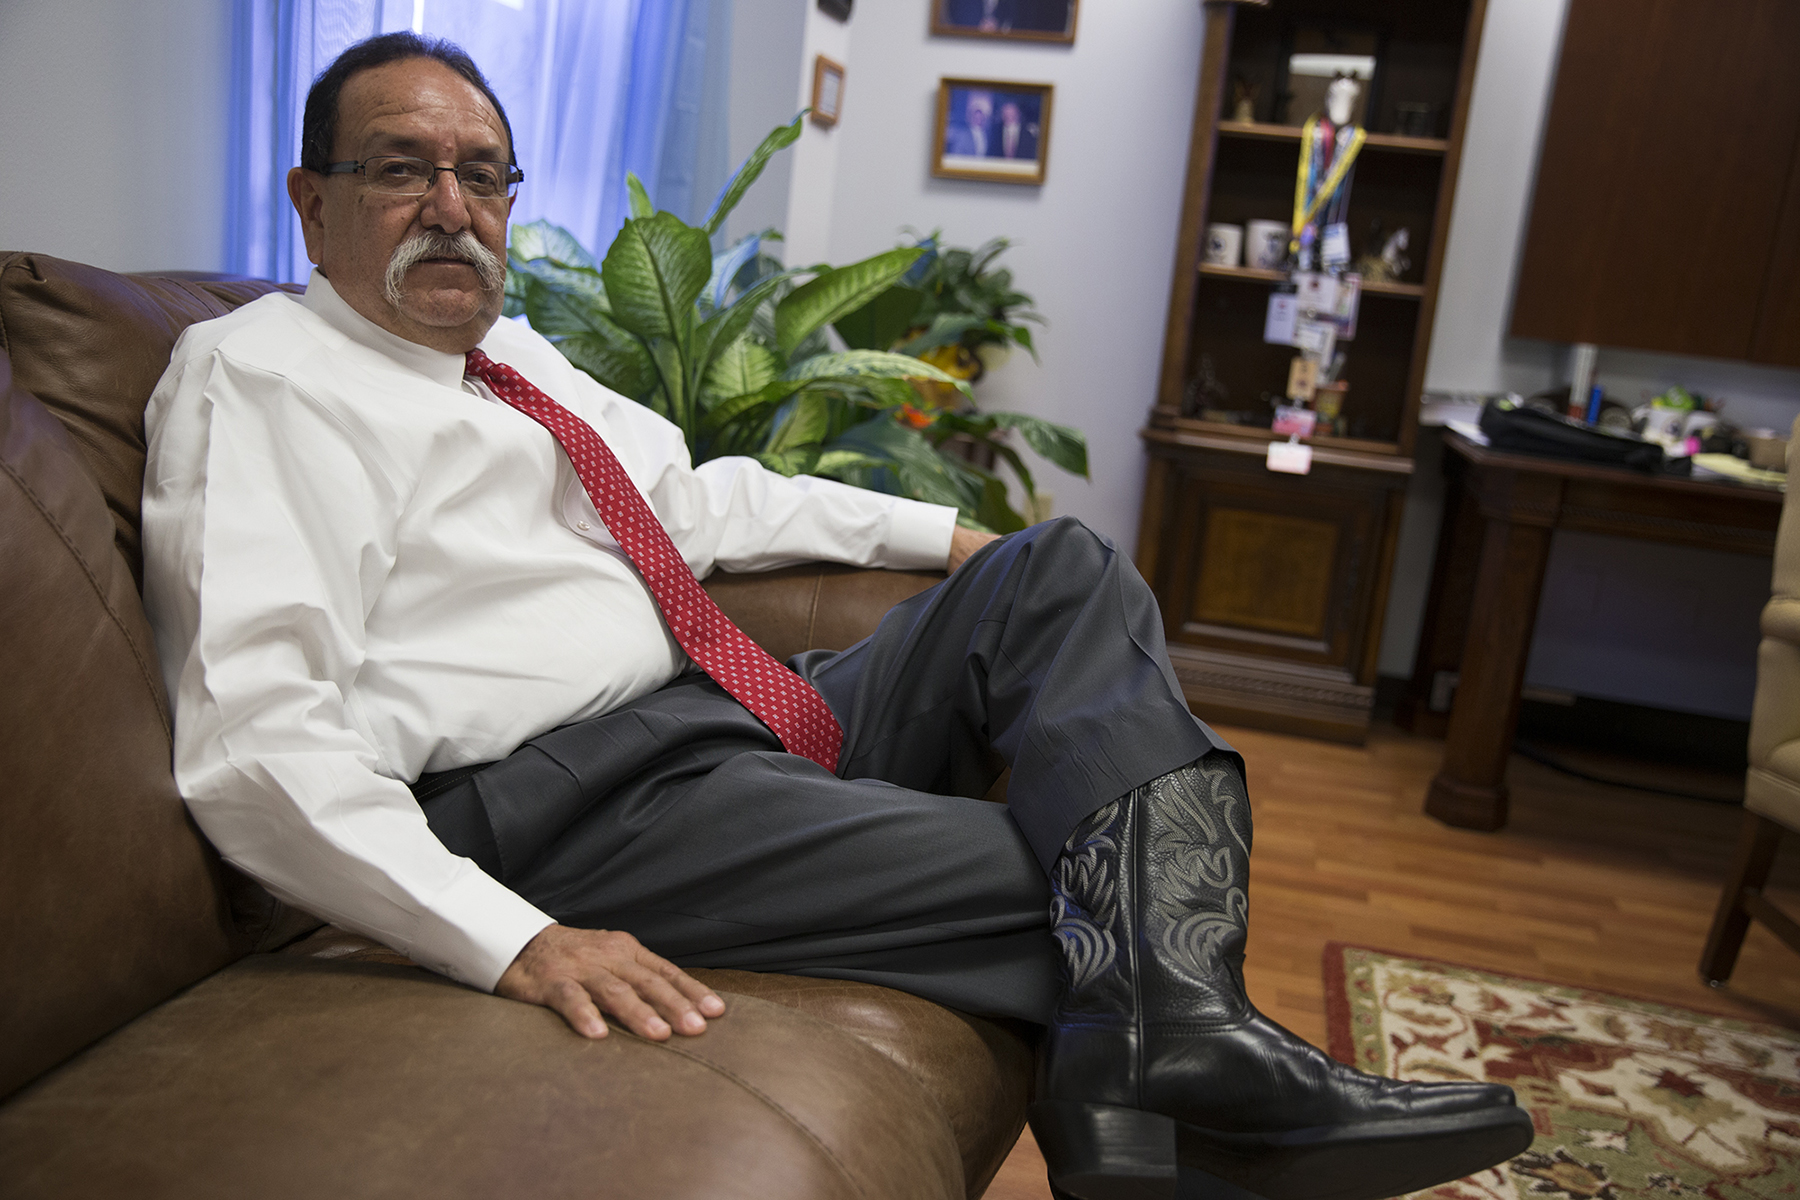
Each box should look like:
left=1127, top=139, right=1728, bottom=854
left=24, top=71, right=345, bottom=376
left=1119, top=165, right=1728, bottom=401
left=416, top=517, right=1231, bottom=1022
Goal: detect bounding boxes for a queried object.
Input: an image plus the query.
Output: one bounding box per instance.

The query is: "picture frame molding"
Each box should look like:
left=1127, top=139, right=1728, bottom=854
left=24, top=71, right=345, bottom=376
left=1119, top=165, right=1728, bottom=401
left=929, top=0, right=1079, bottom=45
left=932, top=76, right=1055, bottom=186
left=810, top=55, right=846, bottom=127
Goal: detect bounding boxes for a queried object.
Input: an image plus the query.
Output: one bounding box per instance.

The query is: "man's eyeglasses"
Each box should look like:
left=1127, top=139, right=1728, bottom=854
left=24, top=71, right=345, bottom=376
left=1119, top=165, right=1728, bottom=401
left=323, top=156, right=523, bottom=200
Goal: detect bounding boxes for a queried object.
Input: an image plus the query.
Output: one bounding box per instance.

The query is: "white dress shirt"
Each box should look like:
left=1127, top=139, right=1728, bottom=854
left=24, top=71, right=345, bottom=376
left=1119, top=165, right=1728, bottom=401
left=141, top=272, right=957, bottom=991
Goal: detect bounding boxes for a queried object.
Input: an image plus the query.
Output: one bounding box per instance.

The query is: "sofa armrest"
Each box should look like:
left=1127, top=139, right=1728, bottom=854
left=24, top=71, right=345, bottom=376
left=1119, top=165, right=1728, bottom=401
left=703, top=563, right=944, bottom=663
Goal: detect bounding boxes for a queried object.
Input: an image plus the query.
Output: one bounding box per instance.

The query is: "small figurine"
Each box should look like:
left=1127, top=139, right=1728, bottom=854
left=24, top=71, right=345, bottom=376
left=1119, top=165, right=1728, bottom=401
left=1324, top=73, right=1360, bottom=129
left=1231, top=78, right=1258, bottom=124
left=1355, top=228, right=1411, bottom=284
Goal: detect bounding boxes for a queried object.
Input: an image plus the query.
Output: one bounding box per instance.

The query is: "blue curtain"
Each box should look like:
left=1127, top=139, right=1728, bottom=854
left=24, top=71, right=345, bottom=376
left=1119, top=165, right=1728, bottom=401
left=226, top=0, right=729, bottom=282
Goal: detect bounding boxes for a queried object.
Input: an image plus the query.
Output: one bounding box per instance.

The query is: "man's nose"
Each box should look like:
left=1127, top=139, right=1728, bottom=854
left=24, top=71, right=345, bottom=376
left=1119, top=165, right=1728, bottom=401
left=418, top=169, right=473, bottom=233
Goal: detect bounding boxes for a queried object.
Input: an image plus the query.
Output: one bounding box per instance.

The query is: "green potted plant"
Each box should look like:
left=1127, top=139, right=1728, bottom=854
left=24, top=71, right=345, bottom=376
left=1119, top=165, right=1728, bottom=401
left=505, top=116, right=1085, bottom=533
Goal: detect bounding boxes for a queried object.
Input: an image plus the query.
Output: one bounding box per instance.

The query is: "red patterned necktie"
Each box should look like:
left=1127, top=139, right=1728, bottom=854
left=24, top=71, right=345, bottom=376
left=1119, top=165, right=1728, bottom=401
left=465, top=348, right=843, bottom=771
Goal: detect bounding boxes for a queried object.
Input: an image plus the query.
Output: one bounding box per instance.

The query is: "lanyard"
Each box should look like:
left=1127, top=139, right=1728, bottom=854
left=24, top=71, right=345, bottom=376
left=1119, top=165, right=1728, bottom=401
left=1290, top=115, right=1365, bottom=249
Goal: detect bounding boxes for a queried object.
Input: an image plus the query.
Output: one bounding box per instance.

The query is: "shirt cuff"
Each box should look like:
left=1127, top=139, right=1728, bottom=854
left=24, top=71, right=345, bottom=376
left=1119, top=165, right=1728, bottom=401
left=884, top=499, right=959, bottom=570
left=404, top=865, right=556, bottom=992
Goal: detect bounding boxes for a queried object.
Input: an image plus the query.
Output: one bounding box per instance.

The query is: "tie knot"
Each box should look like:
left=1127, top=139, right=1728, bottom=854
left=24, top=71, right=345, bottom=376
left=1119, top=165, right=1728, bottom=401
left=465, top=348, right=495, bottom=379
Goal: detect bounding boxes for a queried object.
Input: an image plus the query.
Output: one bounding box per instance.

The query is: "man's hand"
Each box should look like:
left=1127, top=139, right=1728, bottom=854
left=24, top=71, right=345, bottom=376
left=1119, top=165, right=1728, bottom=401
left=948, top=525, right=1001, bottom=572
left=496, top=924, right=725, bottom=1040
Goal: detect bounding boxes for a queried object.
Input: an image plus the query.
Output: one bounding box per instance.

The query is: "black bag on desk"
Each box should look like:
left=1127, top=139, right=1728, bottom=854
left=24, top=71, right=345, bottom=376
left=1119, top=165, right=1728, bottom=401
left=1479, top=397, right=1666, bottom=471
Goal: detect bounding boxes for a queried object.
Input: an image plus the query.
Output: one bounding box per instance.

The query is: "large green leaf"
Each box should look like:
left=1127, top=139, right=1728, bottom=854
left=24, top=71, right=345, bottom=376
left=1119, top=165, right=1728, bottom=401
left=703, top=378, right=804, bottom=432
left=647, top=338, right=690, bottom=434
left=930, top=410, right=1037, bottom=497
left=702, top=336, right=784, bottom=404
left=705, top=233, right=763, bottom=311
left=833, top=418, right=971, bottom=512
left=509, top=219, right=596, bottom=269
left=833, top=284, right=925, bottom=351
left=774, top=248, right=925, bottom=359
left=515, top=261, right=612, bottom=336
left=812, top=448, right=892, bottom=477
left=503, top=268, right=530, bottom=318
left=988, top=412, right=1090, bottom=477
left=692, top=271, right=795, bottom=383
left=601, top=212, right=713, bottom=341
left=782, top=349, right=966, bottom=392
left=973, top=473, right=1028, bottom=534
left=626, top=172, right=654, bottom=219
left=895, top=313, right=988, bottom=356
left=554, top=324, right=656, bottom=400
left=703, top=114, right=804, bottom=236
left=765, top=391, right=834, bottom=453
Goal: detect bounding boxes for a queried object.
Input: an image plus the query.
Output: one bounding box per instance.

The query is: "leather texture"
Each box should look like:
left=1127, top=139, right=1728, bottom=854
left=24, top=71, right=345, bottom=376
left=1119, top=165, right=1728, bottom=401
left=267, top=930, right=1035, bottom=1198
left=701, top=561, right=946, bottom=663
left=0, top=252, right=298, bottom=585
left=1039, top=758, right=1516, bottom=1132
left=1747, top=415, right=1800, bottom=834
left=0, top=252, right=1032, bottom=1197
left=0, top=956, right=965, bottom=1200
left=0, top=349, right=240, bottom=1099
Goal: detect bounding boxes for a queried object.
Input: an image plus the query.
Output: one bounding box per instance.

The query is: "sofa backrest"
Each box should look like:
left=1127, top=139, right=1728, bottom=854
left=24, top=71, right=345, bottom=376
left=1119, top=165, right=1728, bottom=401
left=0, top=254, right=297, bottom=1099
left=0, top=253, right=300, bottom=588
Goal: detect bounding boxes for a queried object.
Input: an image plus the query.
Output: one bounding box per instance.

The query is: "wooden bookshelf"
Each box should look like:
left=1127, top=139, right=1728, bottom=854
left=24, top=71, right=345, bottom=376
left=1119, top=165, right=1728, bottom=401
left=1197, top=261, right=1426, bottom=298
left=1217, top=119, right=1449, bottom=156
left=1136, top=0, right=1489, bottom=744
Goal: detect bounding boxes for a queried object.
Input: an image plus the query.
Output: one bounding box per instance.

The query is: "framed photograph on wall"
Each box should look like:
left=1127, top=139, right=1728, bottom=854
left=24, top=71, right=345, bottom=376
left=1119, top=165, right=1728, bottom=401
left=933, top=78, right=1053, bottom=185
left=930, top=0, right=1078, bottom=44
left=811, top=55, right=846, bottom=127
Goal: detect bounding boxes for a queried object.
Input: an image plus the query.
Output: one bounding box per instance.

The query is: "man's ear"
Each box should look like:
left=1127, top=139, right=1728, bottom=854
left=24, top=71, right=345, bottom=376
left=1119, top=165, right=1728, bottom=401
left=287, top=167, right=327, bottom=266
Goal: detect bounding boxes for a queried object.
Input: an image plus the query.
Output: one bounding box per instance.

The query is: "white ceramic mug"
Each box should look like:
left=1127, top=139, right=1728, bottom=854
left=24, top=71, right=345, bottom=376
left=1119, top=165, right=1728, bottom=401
left=1245, top=220, right=1289, bottom=270
left=1203, top=223, right=1243, bottom=268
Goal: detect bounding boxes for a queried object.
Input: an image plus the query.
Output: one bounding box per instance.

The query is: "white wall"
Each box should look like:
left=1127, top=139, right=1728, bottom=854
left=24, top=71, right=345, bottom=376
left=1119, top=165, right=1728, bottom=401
left=723, top=0, right=807, bottom=246
left=0, top=0, right=234, bottom=273
left=816, top=1, right=1207, bottom=545
left=780, top=5, right=854, bottom=270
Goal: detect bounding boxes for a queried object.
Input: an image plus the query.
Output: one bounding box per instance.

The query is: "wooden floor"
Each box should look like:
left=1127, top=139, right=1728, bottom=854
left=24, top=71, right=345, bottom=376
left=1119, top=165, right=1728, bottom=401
left=980, top=720, right=1800, bottom=1200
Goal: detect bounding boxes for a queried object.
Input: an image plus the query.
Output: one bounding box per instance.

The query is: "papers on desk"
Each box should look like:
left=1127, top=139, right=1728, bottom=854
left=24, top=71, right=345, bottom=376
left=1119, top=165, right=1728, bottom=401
left=1445, top=418, right=1489, bottom=446
left=1690, top=453, right=1787, bottom=490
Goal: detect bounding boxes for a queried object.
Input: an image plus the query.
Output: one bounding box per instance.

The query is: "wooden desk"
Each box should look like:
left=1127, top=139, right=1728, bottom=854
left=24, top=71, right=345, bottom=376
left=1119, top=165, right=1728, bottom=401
left=1398, top=432, right=1782, bottom=830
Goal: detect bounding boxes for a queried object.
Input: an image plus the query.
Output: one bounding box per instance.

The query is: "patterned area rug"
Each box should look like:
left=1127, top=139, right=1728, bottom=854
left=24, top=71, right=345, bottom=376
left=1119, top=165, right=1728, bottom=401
left=1324, top=944, right=1800, bottom=1198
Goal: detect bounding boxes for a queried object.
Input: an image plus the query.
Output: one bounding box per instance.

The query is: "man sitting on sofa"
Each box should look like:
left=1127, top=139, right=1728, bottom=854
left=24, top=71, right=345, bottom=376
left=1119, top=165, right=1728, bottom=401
left=140, top=32, right=1529, bottom=1200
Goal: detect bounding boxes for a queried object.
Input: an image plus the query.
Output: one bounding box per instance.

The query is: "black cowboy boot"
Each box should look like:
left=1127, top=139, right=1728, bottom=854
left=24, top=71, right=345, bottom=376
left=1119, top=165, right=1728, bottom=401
left=1030, top=756, right=1534, bottom=1200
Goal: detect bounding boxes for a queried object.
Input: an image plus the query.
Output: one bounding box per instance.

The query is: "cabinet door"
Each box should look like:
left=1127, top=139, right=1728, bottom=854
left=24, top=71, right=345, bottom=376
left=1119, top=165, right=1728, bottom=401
left=1147, top=447, right=1403, bottom=680
left=1751, top=149, right=1800, bottom=366
left=1510, top=0, right=1800, bottom=361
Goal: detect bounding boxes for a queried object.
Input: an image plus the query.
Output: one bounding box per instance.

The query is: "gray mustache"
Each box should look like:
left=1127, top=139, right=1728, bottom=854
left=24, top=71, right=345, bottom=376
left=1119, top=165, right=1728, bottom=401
left=384, top=231, right=506, bottom=306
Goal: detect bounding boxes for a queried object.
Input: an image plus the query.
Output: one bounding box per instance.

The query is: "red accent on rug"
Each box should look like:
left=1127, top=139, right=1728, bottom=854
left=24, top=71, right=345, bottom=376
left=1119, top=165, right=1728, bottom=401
left=1322, top=943, right=1800, bottom=1198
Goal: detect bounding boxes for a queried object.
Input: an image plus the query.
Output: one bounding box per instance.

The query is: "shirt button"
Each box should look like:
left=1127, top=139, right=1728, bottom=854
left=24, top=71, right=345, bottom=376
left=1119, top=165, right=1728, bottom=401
left=577, top=520, right=591, bottom=531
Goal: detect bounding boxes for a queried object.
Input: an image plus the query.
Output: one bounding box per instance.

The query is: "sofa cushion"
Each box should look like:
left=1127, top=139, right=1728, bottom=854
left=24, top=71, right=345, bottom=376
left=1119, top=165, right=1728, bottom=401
left=0, top=253, right=299, bottom=586
left=0, top=351, right=239, bottom=1100
left=692, top=970, right=1034, bottom=1198
left=272, top=927, right=1035, bottom=1197
left=0, top=955, right=966, bottom=1200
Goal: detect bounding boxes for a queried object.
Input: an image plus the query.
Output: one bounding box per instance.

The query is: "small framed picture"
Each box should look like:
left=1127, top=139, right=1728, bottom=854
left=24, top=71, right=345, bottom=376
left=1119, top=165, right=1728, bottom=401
left=811, top=56, right=846, bottom=127
left=933, top=78, right=1053, bottom=186
left=930, top=0, right=1078, bottom=44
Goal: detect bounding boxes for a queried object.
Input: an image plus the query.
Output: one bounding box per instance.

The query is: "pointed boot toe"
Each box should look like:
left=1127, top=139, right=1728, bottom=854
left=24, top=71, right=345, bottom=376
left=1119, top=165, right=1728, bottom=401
left=1034, top=759, right=1533, bottom=1200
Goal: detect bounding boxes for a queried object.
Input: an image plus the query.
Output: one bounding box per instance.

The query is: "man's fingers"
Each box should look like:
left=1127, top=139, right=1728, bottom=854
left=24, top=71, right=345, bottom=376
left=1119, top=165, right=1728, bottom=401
left=586, top=973, right=671, bottom=1040
left=497, top=924, right=723, bottom=1039
left=644, top=952, right=726, bottom=1020
left=614, top=961, right=710, bottom=1035
left=549, top=978, right=608, bottom=1040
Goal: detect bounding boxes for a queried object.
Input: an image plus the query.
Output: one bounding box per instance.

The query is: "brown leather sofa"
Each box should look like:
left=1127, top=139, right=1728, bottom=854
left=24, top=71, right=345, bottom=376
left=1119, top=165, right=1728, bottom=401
left=0, top=252, right=1035, bottom=1199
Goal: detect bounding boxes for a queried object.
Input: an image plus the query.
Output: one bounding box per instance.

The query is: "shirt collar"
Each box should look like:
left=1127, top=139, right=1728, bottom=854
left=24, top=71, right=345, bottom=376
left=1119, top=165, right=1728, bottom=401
left=301, top=271, right=472, bottom=390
